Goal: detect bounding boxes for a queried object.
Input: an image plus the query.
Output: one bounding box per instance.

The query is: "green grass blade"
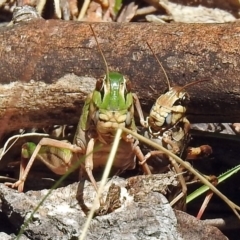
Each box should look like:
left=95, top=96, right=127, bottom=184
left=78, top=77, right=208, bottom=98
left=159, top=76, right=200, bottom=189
left=187, top=164, right=240, bottom=203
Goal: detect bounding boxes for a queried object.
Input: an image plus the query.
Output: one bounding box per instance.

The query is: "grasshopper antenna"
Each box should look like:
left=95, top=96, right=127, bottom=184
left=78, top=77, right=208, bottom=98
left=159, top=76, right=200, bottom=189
left=177, top=79, right=209, bottom=93
left=146, top=42, right=171, bottom=90
left=89, top=25, right=109, bottom=80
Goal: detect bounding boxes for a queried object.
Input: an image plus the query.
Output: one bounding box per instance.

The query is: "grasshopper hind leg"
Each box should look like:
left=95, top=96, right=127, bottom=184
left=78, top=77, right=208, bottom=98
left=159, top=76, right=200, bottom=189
left=5, top=142, right=38, bottom=192
left=5, top=138, right=83, bottom=192
left=4, top=157, right=28, bottom=192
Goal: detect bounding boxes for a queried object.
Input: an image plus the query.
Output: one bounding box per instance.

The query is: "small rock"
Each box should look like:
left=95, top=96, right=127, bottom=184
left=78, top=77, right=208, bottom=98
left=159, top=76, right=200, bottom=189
left=0, top=175, right=228, bottom=240
left=0, top=232, right=12, bottom=240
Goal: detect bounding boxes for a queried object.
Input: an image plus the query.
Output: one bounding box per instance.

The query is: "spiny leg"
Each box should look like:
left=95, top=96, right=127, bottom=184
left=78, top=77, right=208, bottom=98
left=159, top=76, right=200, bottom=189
left=5, top=143, right=30, bottom=191
left=162, top=136, right=180, bottom=155
left=140, top=150, right=168, bottom=166
left=133, top=143, right=151, bottom=175
left=132, top=93, right=148, bottom=127
left=5, top=138, right=83, bottom=191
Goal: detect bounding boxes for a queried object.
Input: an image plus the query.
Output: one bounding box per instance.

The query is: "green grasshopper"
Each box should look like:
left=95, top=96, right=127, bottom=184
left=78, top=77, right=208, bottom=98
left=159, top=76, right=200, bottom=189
left=5, top=25, right=151, bottom=204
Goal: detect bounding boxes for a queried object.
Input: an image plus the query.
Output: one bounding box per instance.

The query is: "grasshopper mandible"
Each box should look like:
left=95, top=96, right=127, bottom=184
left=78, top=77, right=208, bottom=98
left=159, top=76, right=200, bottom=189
left=5, top=25, right=151, bottom=205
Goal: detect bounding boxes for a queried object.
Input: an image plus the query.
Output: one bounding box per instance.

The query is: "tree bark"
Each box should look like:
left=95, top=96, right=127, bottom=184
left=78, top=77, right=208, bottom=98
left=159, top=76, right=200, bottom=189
left=0, top=19, right=240, bottom=133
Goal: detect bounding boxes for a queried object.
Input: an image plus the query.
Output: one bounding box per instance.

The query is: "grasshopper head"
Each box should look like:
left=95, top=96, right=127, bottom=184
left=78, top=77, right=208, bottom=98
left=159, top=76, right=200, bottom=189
left=148, top=86, right=190, bottom=132
left=91, top=72, right=134, bottom=143
left=94, top=72, right=132, bottom=111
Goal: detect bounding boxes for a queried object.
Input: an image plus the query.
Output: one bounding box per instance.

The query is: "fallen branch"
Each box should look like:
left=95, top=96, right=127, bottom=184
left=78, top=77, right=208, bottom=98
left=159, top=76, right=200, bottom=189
left=0, top=19, right=240, bottom=132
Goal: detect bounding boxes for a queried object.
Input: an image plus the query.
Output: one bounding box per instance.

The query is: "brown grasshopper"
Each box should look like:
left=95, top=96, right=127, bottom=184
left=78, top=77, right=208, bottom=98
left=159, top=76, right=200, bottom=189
left=145, top=43, right=212, bottom=162
left=5, top=25, right=151, bottom=207
left=139, top=43, right=212, bottom=207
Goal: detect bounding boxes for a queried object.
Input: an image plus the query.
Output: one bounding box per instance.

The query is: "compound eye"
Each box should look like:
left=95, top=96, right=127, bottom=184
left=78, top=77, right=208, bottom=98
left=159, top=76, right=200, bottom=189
left=95, top=76, right=104, bottom=91
left=182, top=95, right=190, bottom=105
left=174, top=95, right=189, bottom=106
left=125, top=78, right=132, bottom=92
left=173, top=99, right=182, bottom=106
